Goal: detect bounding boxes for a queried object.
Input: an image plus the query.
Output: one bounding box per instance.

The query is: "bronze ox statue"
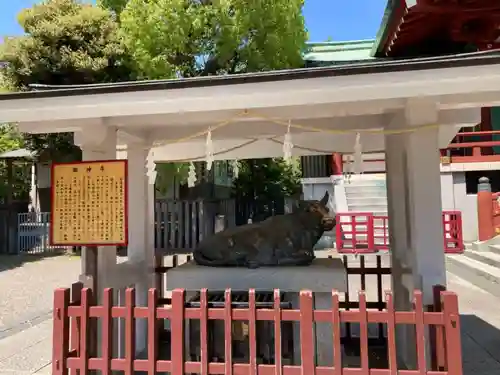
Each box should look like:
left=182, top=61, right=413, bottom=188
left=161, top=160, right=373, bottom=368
left=193, top=192, right=336, bottom=268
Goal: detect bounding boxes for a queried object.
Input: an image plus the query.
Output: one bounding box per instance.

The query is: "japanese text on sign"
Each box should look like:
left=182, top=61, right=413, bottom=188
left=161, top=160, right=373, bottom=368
left=50, top=160, right=128, bottom=246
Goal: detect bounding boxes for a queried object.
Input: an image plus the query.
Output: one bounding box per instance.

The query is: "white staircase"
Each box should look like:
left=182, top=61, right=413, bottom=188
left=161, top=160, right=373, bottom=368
left=446, top=244, right=500, bottom=297
left=334, top=174, right=389, bottom=251
left=343, top=174, right=387, bottom=215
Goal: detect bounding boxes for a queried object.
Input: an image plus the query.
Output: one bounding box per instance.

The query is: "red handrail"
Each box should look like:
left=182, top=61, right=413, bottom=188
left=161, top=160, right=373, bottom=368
left=454, top=130, right=500, bottom=137
left=336, top=211, right=464, bottom=254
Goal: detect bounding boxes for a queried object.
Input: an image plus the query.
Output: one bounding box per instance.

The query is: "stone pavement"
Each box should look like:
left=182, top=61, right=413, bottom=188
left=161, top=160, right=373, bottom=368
left=0, top=253, right=499, bottom=374
left=447, top=273, right=500, bottom=374
left=0, top=254, right=80, bottom=375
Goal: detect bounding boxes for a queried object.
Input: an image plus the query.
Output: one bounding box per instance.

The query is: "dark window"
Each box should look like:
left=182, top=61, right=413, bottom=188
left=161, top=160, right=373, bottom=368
left=301, top=155, right=331, bottom=178
left=465, top=170, right=500, bottom=194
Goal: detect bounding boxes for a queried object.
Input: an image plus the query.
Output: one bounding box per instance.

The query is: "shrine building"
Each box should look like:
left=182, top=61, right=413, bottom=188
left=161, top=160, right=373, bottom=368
left=0, top=1, right=500, bottom=374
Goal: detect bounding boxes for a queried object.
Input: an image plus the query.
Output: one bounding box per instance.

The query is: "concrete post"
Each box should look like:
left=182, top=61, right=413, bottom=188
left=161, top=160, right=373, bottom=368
left=477, top=177, right=495, bottom=241
left=385, top=99, right=446, bottom=368
left=74, top=126, right=118, bottom=357
left=126, top=143, right=155, bottom=354
left=331, top=153, right=343, bottom=175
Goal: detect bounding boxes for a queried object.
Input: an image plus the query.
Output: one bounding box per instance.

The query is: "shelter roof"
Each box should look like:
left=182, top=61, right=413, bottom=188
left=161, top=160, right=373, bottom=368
left=3, top=50, right=500, bottom=101
left=303, top=40, right=376, bottom=65
left=0, top=148, right=34, bottom=159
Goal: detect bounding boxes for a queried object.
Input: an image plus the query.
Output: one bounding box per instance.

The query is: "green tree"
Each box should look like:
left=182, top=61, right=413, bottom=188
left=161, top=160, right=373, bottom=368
left=0, top=125, right=30, bottom=202
left=154, top=162, right=190, bottom=197
left=0, top=0, right=135, bottom=160
left=232, top=158, right=301, bottom=222
left=233, top=158, right=301, bottom=199
left=118, top=0, right=306, bottom=199
left=118, top=0, right=307, bottom=79
left=0, top=124, right=23, bottom=154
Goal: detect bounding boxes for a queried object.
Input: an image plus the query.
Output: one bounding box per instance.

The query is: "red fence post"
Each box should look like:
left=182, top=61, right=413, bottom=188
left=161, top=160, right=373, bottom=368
left=299, top=290, right=315, bottom=374
left=442, top=211, right=465, bottom=254
left=147, top=289, right=159, bottom=374
left=366, top=214, right=375, bottom=251
left=125, top=288, right=136, bottom=375
left=52, top=288, right=70, bottom=375
left=477, top=177, right=495, bottom=241
left=430, top=285, right=447, bottom=371
left=79, top=288, right=93, bottom=375
left=69, top=282, right=82, bottom=374
left=335, top=213, right=343, bottom=251
left=171, top=289, right=185, bottom=375
left=442, top=292, right=463, bottom=375
left=454, top=212, right=464, bottom=252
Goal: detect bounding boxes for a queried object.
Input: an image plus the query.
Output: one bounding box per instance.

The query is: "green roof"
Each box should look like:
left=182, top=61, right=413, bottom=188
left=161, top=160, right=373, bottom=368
left=371, top=0, right=406, bottom=57
left=304, top=40, right=376, bottom=64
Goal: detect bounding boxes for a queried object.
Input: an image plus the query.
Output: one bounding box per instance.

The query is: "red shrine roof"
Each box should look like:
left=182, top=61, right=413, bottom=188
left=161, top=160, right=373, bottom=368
left=373, top=0, right=500, bottom=57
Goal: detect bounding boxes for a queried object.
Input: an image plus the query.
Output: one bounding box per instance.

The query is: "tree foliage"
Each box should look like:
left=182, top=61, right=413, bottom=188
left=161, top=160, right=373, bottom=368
left=97, top=0, right=129, bottom=15
left=233, top=158, right=301, bottom=199
left=0, top=124, right=30, bottom=202
left=0, top=0, right=135, bottom=159
left=1, top=0, right=307, bottom=198
left=118, top=0, right=307, bottom=79
left=232, top=158, right=301, bottom=220
left=117, top=0, right=306, bottom=198
left=0, top=124, right=24, bottom=154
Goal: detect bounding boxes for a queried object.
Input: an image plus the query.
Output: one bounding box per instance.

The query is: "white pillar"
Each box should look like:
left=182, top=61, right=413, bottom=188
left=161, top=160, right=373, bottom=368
left=126, top=143, right=156, bottom=354
left=74, top=126, right=118, bottom=357
left=74, top=126, right=118, bottom=293
left=385, top=100, right=446, bottom=366
left=405, top=100, right=447, bottom=298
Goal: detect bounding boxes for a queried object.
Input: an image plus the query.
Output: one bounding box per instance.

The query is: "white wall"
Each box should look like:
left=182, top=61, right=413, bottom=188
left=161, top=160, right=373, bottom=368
left=449, top=172, right=478, bottom=243
left=440, top=171, right=477, bottom=242
left=301, top=177, right=335, bottom=210
left=301, top=177, right=336, bottom=249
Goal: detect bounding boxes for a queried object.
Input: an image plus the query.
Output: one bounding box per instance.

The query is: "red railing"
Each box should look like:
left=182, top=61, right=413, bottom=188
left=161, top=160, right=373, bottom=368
left=331, top=130, right=500, bottom=174
left=52, top=283, right=463, bottom=375
left=336, top=211, right=464, bottom=254
left=442, top=130, right=500, bottom=163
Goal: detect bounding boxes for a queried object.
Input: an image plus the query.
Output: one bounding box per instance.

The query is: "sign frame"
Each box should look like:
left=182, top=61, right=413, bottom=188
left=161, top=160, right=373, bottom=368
left=49, top=159, right=129, bottom=247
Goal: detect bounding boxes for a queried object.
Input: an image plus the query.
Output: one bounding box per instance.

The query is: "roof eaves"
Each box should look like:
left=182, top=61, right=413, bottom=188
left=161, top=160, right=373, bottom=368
left=2, top=51, right=500, bottom=101
left=371, top=0, right=406, bottom=57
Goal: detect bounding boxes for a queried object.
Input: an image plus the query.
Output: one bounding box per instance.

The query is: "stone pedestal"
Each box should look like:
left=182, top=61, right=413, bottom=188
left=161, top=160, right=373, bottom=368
left=167, top=258, right=347, bottom=365
left=166, top=257, right=347, bottom=292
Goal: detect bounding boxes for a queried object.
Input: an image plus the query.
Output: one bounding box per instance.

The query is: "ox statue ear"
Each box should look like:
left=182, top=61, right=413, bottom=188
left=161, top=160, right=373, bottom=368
left=319, top=191, right=329, bottom=207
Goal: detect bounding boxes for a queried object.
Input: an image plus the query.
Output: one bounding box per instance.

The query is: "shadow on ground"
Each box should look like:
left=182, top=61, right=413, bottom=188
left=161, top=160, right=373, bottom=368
left=461, top=314, right=500, bottom=374
left=0, top=251, right=72, bottom=272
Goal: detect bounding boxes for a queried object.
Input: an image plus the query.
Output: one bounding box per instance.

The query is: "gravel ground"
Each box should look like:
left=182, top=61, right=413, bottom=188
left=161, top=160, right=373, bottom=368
left=0, top=254, right=81, bottom=335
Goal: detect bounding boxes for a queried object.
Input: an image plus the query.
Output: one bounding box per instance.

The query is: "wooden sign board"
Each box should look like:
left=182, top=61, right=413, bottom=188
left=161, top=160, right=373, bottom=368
left=50, top=160, right=128, bottom=246
left=440, top=156, right=451, bottom=165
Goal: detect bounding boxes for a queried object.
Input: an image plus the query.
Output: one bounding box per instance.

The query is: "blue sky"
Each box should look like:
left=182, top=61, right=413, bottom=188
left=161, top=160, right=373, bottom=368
left=1, top=1, right=387, bottom=42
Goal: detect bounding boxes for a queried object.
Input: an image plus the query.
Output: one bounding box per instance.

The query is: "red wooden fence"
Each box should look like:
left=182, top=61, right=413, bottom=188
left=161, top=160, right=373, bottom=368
left=52, top=284, right=462, bottom=375
left=335, top=211, right=464, bottom=254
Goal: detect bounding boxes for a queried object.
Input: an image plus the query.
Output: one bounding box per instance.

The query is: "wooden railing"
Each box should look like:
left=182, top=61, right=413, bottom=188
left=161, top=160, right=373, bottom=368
left=154, top=199, right=236, bottom=252
left=52, top=275, right=462, bottom=375
left=442, top=130, right=500, bottom=163
left=308, top=130, right=500, bottom=179
left=335, top=211, right=464, bottom=254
